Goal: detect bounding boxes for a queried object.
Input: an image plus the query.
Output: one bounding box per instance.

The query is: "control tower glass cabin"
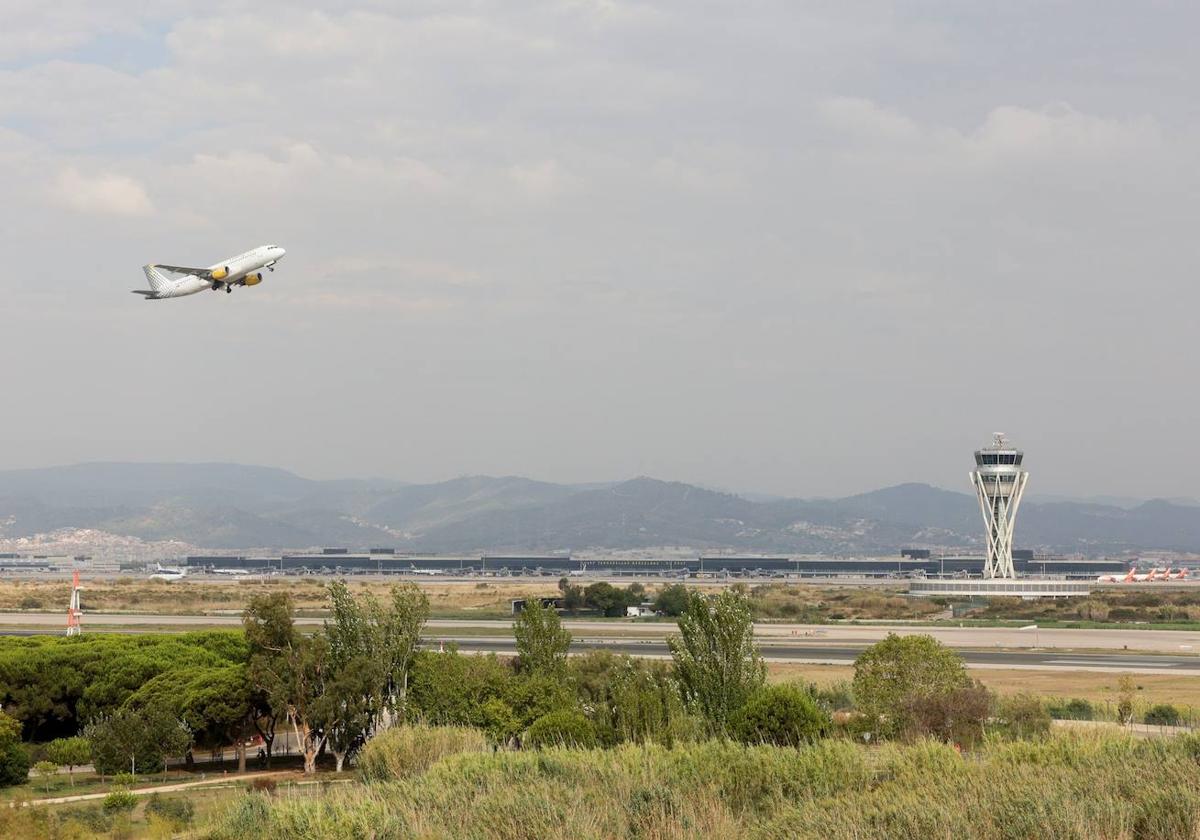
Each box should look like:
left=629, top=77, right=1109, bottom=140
left=969, top=433, right=1029, bottom=579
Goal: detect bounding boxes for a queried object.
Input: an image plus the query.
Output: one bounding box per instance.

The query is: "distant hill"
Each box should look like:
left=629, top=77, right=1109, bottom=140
left=2, top=462, right=1200, bottom=554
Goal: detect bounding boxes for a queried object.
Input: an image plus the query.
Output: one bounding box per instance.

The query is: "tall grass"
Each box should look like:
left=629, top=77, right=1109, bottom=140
left=356, top=724, right=489, bottom=782
left=201, top=731, right=1200, bottom=840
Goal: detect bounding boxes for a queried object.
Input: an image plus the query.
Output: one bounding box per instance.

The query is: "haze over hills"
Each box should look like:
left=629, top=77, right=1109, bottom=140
left=1, top=463, right=1199, bottom=556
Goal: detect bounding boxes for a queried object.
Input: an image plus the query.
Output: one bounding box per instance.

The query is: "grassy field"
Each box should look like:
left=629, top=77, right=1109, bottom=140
left=2, top=775, right=319, bottom=839
left=189, top=730, right=1200, bottom=839
left=1, top=768, right=195, bottom=804
left=9, top=577, right=1200, bottom=632
left=769, top=661, right=1200, bottom=719
left=0, top=578, right=563, bottom=618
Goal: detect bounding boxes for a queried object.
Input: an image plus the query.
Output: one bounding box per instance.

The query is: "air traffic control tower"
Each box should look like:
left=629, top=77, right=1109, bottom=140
left=910, top=434, right=1090, bottom=598
left=970, top=433, right=1028, bottom=579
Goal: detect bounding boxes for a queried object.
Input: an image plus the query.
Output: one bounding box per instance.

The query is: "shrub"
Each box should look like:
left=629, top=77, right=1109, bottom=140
left=525, top=710, right=597, bottom=749
left=730, top=684, right=829, bottom=747
left=144, top=793, right=195, bottom=827
left=479, top=698, right=521, bottom=745
left=1144, top=704, right=1182, bottom=727
left=357, top=725, right=489, bottom=782
left=0, top=740, right=31, bottom=787
left=901, top=682, right=992, bottom=748
left=1047, top=698, right=1094, bottom=720
left=852, top=635, right=970, bottom=736
left=56, top=804, right=112, bottom=833
left=996, top=694, right=1051, bottom=740
left=1117, top=674, right=1137, bottom=724
left=570, top=651, right=693, bottom=747
left=101, top=789, right=137, bottom=815
left=812, top=681, right=855, bottom=713
left=247, top=776, right=277, bottom=794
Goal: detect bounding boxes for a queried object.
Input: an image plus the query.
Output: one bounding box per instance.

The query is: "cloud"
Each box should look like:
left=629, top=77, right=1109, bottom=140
left=51, top=167, right=154, bottom=216
left=819, top=96, right=921, bottom=142
left=2, top=2, right=1200, bottom=499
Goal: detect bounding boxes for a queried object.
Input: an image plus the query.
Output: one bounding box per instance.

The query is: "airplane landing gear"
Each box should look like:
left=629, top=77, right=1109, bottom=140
left=225, top=286, right=232, bottom=294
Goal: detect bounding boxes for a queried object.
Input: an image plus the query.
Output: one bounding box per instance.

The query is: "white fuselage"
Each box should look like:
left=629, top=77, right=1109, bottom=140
left=146, top=245, right=286, bottom=299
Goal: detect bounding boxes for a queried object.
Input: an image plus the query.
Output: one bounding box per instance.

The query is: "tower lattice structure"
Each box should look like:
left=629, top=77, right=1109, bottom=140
left=65, top=570, right=82, bottom=636
left=969, top=433, right=1029, bottom=579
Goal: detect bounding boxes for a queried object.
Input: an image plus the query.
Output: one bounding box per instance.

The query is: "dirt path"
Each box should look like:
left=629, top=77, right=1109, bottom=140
left=17, top=770, right=289, bottom=806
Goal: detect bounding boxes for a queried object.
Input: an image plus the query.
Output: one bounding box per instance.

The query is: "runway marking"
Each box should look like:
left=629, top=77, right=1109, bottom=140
left=1045, top=659, right=1179, bottom=668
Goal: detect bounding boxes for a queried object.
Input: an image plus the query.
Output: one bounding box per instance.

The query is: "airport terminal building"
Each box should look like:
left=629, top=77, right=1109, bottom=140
left=180, top=548, right=1129, bottom=579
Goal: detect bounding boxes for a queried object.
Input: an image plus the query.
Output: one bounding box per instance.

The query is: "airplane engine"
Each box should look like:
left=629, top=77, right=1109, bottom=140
left=210, top=266, right=230, bottom=281
left=243, top=273, right=263, bottom=286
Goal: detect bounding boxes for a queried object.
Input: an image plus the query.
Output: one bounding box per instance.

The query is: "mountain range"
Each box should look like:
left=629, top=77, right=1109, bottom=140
left=1, top=462, right=1199, bottom=555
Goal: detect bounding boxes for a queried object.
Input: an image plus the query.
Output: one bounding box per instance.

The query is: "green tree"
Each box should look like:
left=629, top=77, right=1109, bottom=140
left=558, top=577, right=585, bottom=612
left=584, top=582, right=639, bottom=617
left=126, top=664, right=261, bottom=773
left=513, top=597, right=571, bottom=676
left=852, top=634, right=971, bottom=736
left=244, top=593, right=332, bottom=774
left=408, top=649, right=512, bottom=727
left=570, top=651, right=690, bottom=746
left=668, top=589, right=765, bottom=734
left=0, top=741, right=29, bottom=788
left=653, top=584, right=691, bottom=617
left=84, top=704, right=190, bottom=776
left=730, top=684, right=829, bottom=746
left=0, top=632, right=246, bottom=741
left=46, top=736, right=90, bottom=787
left=378, top=583, right=430, bottom=721
left=33, top=760, right=57, bottom=793
left=321, top=582, right=384, bottom=772
left=317, top=581, right=431, bottom=771
left=479, top=698, right=521, bottom=746
left=0, top=709, right=29, bottom=787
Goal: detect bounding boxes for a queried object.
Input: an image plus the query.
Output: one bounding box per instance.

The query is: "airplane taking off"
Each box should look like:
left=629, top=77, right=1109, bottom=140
left=132, top=244, right=286, bottom=299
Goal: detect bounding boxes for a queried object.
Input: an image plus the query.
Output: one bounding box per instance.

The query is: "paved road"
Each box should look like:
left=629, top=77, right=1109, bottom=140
left=4, top=612, right=1200, bottom=667
left=432, top=635, right=1200, bottom=675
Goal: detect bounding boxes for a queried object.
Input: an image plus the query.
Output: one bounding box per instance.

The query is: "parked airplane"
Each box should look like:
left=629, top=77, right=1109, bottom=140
left=132, top=244, right=286, bottom=299
left=150, top=564, right=186, bottom=582
left=210, top=568, right=251, bottom=577
left=1096, top=567, right=1137, bottom=583
left=1096, top=566, right=1187, bottom=583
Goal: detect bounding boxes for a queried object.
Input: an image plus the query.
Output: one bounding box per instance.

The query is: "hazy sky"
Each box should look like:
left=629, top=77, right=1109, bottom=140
left=2, top=2, right=1198, bottom=499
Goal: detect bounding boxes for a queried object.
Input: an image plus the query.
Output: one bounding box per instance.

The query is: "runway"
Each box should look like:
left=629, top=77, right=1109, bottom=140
left=1, top=612, right=1198, bottom=673
left=434, top=635, right=1200, bottom=675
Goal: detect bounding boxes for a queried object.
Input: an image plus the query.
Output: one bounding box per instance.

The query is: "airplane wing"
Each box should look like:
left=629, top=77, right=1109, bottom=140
left=153, top=264, right=212, bottom=277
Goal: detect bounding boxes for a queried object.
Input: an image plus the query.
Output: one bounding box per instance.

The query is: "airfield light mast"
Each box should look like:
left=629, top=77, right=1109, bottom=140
left=65, top=570, right=82, bottom=636
left=970, top=433, right=1029, bottom=579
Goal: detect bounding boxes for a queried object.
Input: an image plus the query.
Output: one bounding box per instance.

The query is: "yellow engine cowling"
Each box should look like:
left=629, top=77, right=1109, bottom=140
left=243, top=273, right=263, bottom=286
left=210, top=266, right=230, bottom=281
